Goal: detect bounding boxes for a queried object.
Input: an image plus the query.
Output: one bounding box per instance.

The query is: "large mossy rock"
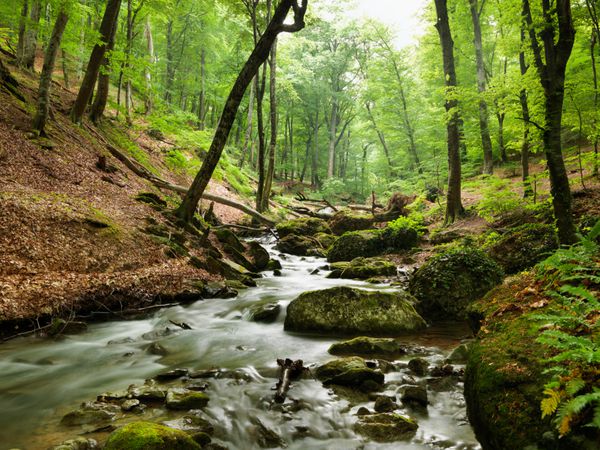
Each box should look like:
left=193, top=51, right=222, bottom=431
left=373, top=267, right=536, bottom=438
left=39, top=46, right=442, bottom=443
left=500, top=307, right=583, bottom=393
left=327, top=230, right=383, bottom=262
left=275, top=234, right=324, bottom=257
left=328, top=211, right=375, bottom=236
left=315, top=356, right=384, bottom=390
left=276, top=218, right=331, bottom=238
left=354, top=413, right=418, bottom=442
left=487, top=223, right=558, bottom=274
left=104, top=422, right=201, bottom=450
left=409, top=247, right=504, bottom=320
left=329, top=257, right=397, bottom=280
left=284, top=286, right=426, bottom=336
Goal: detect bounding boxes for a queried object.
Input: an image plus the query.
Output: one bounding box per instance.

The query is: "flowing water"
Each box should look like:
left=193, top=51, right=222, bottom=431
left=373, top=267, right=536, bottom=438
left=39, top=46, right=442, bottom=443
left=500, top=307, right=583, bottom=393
left=0, top=241, right=480, bottom=450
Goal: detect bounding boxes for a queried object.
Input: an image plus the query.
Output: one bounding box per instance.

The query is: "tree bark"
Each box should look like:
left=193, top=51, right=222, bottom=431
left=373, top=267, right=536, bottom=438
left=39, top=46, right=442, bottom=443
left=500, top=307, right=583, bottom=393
left=198, top=48, right=206, bottom=129
left=175, top=0, right=308, bottom=223
left=239, top=77, right=255, bottom=169
left=89, top=7, right=120, bottom=124
left=365, top=102, right=393, bottom=173
left=261, top=37, right=278, bottom=211
left=21, top=0, right=41, bottom=70
left=586, top=0, right=599, bottom=175
left=327, top=89, right=338, bottom=179
left=311, top=105, right=320, bottom=188
left=32, top=7, right=69, bottom=134
left=435, top=0, right=464, bottom=224
left=17, top=0, right=28, bottom=65
left=523, top=0, right=577, bottom=245
left=469, top=0, right=494, bottom=175
left=71, top=0, right=122, bottom=124
left=519, top=27, right=532, bottom=197
left=144, top=16, right=155, bottom=115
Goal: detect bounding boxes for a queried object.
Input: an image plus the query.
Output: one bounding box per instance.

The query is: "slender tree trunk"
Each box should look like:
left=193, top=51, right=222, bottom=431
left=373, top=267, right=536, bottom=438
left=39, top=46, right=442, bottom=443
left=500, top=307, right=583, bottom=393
left=175, top=0, right=307, bottom=223
left=124, top=0, right=134, bottom=124
left=435, top=0, right=464, bottom=224
left=198, top=48, right=206, bottom=129
left=255, top=63, right=267, bottom=211
left=365, top=102, right=393, bottom=173
left=89, top=8, right=120, bottom=123
left=144, top=16, right=155, bottom=115
left=17, top=0, right=28, bottom=65
left=496, top=112, right=507, bottom=163
left=519, top=28, right=532, bottom=197
left=61, top=49, right=70, bottom=88
left=469, top=0, right=494, bottom=175
left=261, top=38, right=278, bottom=211
left=523, top=0, right=577, bottom=245
left=164, top=19, right=174, bottom=103
left=300, top=134, right=310, bottom=183
left=239, top=77, right=255, bottom=169
left=71, top=0, right=122, bottom=124
left=327, top=91, right=338, bottom=179
left=311, top=106, right=320, bottom=188
left=21, top=0, right=41, bottom=70
left=32, top=7, right=69, bottom=134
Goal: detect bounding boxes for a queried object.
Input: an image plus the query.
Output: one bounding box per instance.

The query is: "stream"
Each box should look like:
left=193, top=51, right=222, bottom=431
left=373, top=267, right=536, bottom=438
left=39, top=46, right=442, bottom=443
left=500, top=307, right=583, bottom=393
left=0, top=240, right=480, bottom=450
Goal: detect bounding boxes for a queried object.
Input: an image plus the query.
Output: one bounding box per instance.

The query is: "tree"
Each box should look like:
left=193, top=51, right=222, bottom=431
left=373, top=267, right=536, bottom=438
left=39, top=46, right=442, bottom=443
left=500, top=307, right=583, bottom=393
left=19, top=0, right=41, bottom=70
left=70, top=0, right=122, bottom=124
left=523, top=0, right=577, bottom=244
left=434, top=0, right=464, bottom=224
left=32, top=4, right=70, bottom=135
left=176, top=0, right=308, bottom=223
left=469, top=0, right=494, bottom=174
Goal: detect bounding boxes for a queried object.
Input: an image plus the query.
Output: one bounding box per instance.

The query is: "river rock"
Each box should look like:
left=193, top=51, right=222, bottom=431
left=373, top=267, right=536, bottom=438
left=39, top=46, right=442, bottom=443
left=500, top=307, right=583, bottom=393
left=401, top=385, right=428, bottom=408
left=328, top=211, right=375, bottom=236
left=276, top=217, right=331, bottom=238
left=203, top=281, right=239, bottom=299
left=354, top=413, right=418, bottom=442
left=315, top=357, right=384, bottom=391
left=51, top=438, right=98, bottom=450
left=409, top=246, right=504, bottom=320
left=155, top=368, right=189, bottom=381
left=328, top=257, right=397, bottom=280
left=275, top=234, right=324, bottom=257
left=327, top=230, right=384, bottom=262
left=328, top=337, right=408, bottom=359
left=249, top=302, right=281, bottom=323
left=214, top=228, right=245, bottom=253
left=121, top=399, right=141, bottom=412
left=247, top=241, right=271, bottom=271
left=284, top=286, right=426, bottom=336
left=374, top=395, right=397, bottom=413
left=408, top=358, right=429, bottom=376
left=104, top=422, right=201, bottom=450
left=165, top=388, right=209, bottom=410
left=60, top=402, right=119, bottom=426
left=248, top=417, right=286, bottom=448
left=128, top=381, right=167, bottom=401
left=446, top=343, right=471, bottom=364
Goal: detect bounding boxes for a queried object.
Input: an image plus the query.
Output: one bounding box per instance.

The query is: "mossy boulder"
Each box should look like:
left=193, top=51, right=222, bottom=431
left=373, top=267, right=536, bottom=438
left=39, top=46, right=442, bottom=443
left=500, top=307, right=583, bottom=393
left=327, top=230, right=383, bottom=262
left=50, top=437, right=97, bottom=450
left=409, top=247, right=504, bottom=320
left=314, top=232, right=336, bottom=249
left=104, top=422, right=201, bottom=450
left=328, top=337, right=408, bottom=358
left=487, top=223, right=558, bottom=274
left=329, top=257, right=397, bottom=280
left=276, top=218, right=331, bottom=238
left=247, top=241, right=270, bottom=271
left=315, top=356, right=384, bottom=390
left=328, top=211, right=375, bottom=236
left=275, top=234, right=324, bottom=257
left=214, top=228, right=245, bottom=253
left=284, top=286, right=426, bottom=336
left=165, top=388, right=209, bottom=410
left=354, top=413, right=418, bottom=442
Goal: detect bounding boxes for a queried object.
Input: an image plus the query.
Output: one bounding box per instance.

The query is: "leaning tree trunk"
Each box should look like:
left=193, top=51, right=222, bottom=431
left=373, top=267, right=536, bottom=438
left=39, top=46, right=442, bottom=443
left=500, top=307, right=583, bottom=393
left=435, top=0, right=464, bottom=224
left=71, top=0, right=122, bottom=124
left=261, top=37, right=278, bottom=212
left=89, top=7, right=120, bottom=123
left=523, top=0, right=577, bottom=245
left=469, top=0, right=494, bottom=175
left=175, top=0, right=308, bottom=223
left=32, top=7, right=69, bottom=135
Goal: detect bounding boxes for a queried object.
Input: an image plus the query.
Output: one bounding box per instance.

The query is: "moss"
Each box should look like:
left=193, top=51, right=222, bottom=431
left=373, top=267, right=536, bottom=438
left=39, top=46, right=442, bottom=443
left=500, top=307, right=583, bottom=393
left=275, top=234, right=324, bottom=257
left=328, top=337, right=406, bottom=358
left=354, top=413, right=418, bottom=442
left=284, top=286, right=426, bottom=336
left=165, top=389, right=209, bottom=410
left=328, top=211, right=375, bottom=236
left=487, top=223, right=558, bottom=274
left=338, top=257, right=397, bottom=280
left=327, top=230, right=384, bottom=262
left=409, top=246, right=504, bottom=320
left=104, top=422, right=201, bottom=450
left=315, top=356, right=384, bottom=389
left=276, top=217, right=331, bottom=238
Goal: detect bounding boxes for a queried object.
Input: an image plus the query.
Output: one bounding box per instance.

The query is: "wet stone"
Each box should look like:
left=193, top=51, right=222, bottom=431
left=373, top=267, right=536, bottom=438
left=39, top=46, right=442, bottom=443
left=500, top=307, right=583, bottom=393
left=374, top=395, right=397, bottom=413
left=408, top=358, right=429, bottom=376
left=401, top=385, right=428, bottom=408
left=128, top=381, right=167, bottom=401
left=145, top=342, right=169, bottom=356
left=50, top=437, right=98, bottom=450
left=357, top=407, right=371, bottom=416
left=249, top=302, right=281, bottom=323
left=165, top=388, right=209, bottom=410
left=354, top=413, right=419, bottom=442
left=60, top=402, right=119, bottom=426
left=155, top=368, right=189, bottom=381
left=121, top=399, right=141, bottom=412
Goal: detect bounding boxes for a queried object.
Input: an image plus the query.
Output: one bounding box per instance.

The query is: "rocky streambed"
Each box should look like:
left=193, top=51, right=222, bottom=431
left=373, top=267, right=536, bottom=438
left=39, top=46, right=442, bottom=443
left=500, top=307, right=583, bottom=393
left=0, top=240, right=480, bottom=450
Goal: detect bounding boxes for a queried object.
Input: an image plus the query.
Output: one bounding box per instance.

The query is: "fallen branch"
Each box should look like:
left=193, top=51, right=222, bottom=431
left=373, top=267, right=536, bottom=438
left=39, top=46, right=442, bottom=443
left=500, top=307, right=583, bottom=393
left=274, top=358, right=304, bottom=403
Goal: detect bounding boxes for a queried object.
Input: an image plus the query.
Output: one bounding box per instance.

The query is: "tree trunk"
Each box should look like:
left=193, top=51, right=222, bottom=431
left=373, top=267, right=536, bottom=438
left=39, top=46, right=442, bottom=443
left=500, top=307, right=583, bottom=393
left=144, top=16, right=155, bottom=115
left=523, top=0, right=577, bottom=245
left=469, top=0, right=494, bottom=175
left=311, top=106, right=320, bottom=188
left=17, top=0, right=28, bottom=65
left=198, top=48, right=206, bottom=129
left=255, top=63, right=267, bottom=211
left=124, top=0, right=134, bottom=124
left=435, top=0, right=463, bottom=224
left=175, top=0, right=308, bottom=223
left=61, top=49, right=70, bottom=88
left=239, top=77, right=255, bottom=169
left=32, top=7, right=69, bottom=134
left=586, top=0, right=599, bottom=175
left=519, top=27, right=532, bottom=197
left=365, top=102, right=393, bottom=173
left=164, top=19, right=175, bottom=103
left=89, top=7, right=120, bottom=124
left=327, top=92, right=338, bottom=179
left=21, top=0, right=41, bottom=70
left=71, top=0, right=122, bottom=124
left=261, top=37, right=278, bottom=212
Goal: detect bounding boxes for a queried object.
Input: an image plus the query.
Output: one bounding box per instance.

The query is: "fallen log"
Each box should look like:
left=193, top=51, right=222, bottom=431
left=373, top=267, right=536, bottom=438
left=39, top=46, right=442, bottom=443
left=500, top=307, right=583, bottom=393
left=274, top=358, right=304, bottom=404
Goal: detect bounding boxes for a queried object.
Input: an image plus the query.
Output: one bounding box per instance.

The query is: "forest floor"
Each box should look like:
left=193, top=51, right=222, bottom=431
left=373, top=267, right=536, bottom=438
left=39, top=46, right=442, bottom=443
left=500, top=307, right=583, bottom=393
left=0, top=55, right=254, bottom=333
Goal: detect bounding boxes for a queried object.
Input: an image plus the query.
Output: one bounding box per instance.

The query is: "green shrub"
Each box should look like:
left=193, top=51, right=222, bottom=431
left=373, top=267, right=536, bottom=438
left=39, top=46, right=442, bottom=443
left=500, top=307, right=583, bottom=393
left=476, top=176, right=522, bottom=222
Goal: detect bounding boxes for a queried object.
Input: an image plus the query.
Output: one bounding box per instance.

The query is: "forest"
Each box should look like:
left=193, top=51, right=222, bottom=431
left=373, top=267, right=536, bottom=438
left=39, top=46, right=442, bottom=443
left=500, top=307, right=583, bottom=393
left=0, top=0, right=598, bottom=449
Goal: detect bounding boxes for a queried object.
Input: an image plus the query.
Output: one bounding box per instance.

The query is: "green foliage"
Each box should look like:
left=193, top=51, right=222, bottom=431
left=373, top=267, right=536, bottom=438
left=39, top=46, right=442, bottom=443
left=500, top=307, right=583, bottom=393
left=474, top=176, right=522, bottom=222
left=532, top=221, right=600, bottom=436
